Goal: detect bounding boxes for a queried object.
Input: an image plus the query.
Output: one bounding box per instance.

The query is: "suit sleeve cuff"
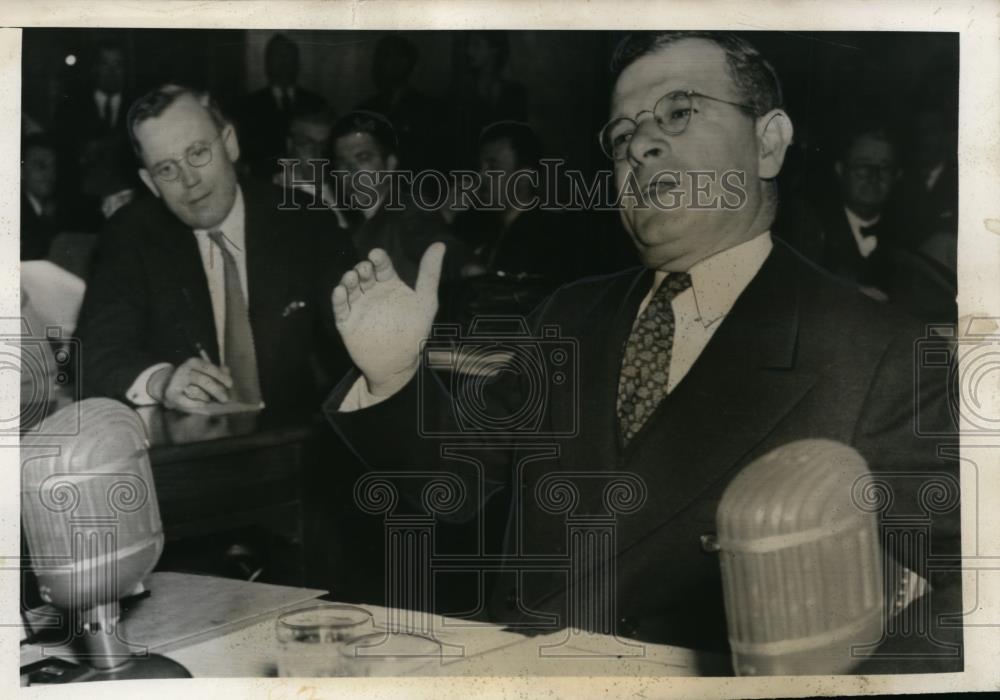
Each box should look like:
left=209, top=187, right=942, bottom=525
left=338, top=374, right=392, bottom=412
left=126, top=362, right=172, bottom=406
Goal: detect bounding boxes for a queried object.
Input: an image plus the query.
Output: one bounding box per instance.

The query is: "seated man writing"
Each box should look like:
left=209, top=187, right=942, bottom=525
left=77, top=85, right=354, bottom=416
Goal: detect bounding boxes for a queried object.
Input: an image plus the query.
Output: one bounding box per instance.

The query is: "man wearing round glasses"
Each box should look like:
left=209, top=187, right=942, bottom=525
left=77, top=85, right=353, bottom=416
left=324, top=33, right=957, bottom=663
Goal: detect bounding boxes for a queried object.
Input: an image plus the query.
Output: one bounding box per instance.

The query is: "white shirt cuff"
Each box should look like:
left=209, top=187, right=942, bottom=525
left=126, top=362, right=173, bottom=406
left=338, top=375, right=392, bottom=412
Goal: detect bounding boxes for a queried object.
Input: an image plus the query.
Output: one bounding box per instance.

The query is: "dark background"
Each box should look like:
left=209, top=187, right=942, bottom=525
left=22, top=28, right=958, bottom=188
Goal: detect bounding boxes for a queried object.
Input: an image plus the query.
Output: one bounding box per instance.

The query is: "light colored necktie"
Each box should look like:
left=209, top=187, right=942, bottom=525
left=207, top=230, right=262, bottom=404
left=616, top=272, right=692, bottom=445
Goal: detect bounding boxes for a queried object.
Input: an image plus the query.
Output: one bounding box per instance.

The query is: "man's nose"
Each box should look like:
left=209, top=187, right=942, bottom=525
left=626, top=118, right=670, bottom=165
left=178, top=162, right=201, bottom=188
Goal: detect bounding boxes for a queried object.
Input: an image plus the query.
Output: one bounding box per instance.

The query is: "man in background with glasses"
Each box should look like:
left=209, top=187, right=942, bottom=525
left=325, top=32, right=958, bottom=664
left=77, top=85, right=354, bottom=416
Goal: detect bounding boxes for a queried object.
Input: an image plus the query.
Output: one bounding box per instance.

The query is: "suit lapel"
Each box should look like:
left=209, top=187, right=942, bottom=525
left=153, top=212, right=219, bottom=362
left=613, top=242, right=818, bottom=553
left=243, top=185, right=289, bottom=332
left=560, top=267, right=652, bottom=472
left=243, top=185, right=295, bottom=399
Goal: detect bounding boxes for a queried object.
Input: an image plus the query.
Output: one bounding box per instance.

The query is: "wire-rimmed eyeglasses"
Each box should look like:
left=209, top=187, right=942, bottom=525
left=598, top=90, right=754, bottom=161
left=149, top=135, right=224, bottom=182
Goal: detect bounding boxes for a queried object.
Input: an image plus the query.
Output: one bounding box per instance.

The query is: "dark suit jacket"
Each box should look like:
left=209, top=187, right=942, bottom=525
left=77, top=180, right=355, bottom=416
left=348, top=197, right=473, bottom=291
left=324, top=239, right=959, bottom=667
left=52, top=88, right=137, bottom=223
left=20, top=195, right=57, bottom=261
left=235, top=86, right=327, bottom=178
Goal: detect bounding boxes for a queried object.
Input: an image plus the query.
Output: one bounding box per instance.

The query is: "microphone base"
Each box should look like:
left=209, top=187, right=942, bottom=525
left=76, top=654, right=192, bottom=682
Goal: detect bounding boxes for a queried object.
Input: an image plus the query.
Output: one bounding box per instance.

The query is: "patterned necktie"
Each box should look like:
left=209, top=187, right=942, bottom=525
left=617, top=272, right=692, bottom=445
left=207, top=230, right=262, bottom=405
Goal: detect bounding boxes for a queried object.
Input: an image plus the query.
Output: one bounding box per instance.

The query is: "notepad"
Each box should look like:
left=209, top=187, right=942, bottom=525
left=184, top=400, right=265, bottom=416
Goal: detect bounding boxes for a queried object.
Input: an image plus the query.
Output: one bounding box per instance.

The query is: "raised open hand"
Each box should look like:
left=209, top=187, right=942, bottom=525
left=332, top=243, right=445, bottom=396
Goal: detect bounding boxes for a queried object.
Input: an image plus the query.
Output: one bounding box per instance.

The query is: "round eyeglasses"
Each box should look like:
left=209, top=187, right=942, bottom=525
left=149, top=135, right=223, bottom=182
left=598, top=90, right=754, bottom=161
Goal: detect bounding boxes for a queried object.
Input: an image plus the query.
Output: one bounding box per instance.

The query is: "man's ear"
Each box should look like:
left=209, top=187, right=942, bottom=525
left=222, top=123, right=241, bottom=163
left=387, top=153, right=399, bottom=172
left=138, top=168, right=161, bottom=198
left=834, top=160, right=844, bottom=179
left=756, top=109, right=794, bottom=180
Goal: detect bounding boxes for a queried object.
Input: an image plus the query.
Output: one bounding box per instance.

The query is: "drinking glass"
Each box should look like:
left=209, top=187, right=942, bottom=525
left=275, top=604, right=374, bottom=677
left=339, top=631, right=443, bottom=677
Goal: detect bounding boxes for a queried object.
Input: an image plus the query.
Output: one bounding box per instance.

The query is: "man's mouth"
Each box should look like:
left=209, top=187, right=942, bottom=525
left=189, top=191, right=212, bottom=206
left=647, top=175, right=681, bottom=197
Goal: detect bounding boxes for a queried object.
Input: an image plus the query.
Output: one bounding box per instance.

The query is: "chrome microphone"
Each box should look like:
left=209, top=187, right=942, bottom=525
left=716, top=439, right=884, bottom=675
left=21, top=398, right=190, bottom=680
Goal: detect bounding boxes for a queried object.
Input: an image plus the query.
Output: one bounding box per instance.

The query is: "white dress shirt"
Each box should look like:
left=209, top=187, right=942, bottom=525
left=271, top=85, right=296, bottom=109
left=25, top=193, right=43, bottom=217
left=126, top=188, right=248, bottom=405
left=338, top=231, right=773, bottom=412
left=843, top=206, right=879, bottom=259
left=94, top=90, right=122, bottom=128
left=637, top=231, right=773, bottom=393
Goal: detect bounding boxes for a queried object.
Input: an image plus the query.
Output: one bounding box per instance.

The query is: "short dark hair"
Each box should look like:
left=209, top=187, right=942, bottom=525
left=266, top=33, right=299, bottom=63
left=610, top=31, right=783, bottom=116
left=479, top=120, right=542, bottom=171
left=331, top=110, right=398, bottom=156
left=126, top=85, right=228, bottom=159
left=289, top=101, right=333, bottom=128
left=91, top=39, right=125, bottom=62
left=375, top=34, right=419, bottom=71
left=836, top=123, right=898, bottom=163
left=470, top=31, right=510, bottom=67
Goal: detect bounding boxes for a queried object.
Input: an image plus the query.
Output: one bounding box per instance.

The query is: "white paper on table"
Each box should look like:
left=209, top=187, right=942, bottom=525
left=20, top=260, right=86, bottom=335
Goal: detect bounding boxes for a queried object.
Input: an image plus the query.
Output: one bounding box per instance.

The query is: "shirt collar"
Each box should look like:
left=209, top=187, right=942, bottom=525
left=843, top=206, right=880, bottom=237
left=195, top=185, right=246, bottom=252
left=94, top=89, right=119, bottom=102
left=652, top=231, right=773, bottom=327
left=25, top=193, right=43, bottom=217
left=271, top=85, right=296, bottom=103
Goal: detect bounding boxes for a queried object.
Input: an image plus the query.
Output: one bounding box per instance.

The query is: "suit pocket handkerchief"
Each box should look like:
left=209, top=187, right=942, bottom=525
left=281, top=300, right=308, bottom=317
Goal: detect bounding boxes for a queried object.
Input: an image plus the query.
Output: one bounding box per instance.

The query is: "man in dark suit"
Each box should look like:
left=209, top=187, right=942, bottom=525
left=235, top=34, right=327, bottom=179
left=451, top=120, right=581, bottom=319
left=330, top=110, right=475, bottom=290
left=76, top=85, right=353, bottom=416
left=322, top=32, right=959, bottom=669
left=809, top=125, right=902, bottom=298
left=784, top=123, right=956, bottom=321
left=20, top=134, right=61, bottom=260
left=52, top=40, right=136, bottom=231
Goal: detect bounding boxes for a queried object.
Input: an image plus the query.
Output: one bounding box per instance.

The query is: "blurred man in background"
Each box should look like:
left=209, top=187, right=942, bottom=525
left=53, top=39, right=136, bottom=230
left=806, top=124, right=903, bottom=300
left=236, top=33, right=327, bottom=178
left=331, top=110, right=474, bottom=290
left=21, top=134, right=61, bottom=260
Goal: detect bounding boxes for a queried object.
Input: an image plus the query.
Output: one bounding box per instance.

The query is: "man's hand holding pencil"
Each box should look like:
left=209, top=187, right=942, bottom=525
left=146, top=343, right=234, bottom=413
